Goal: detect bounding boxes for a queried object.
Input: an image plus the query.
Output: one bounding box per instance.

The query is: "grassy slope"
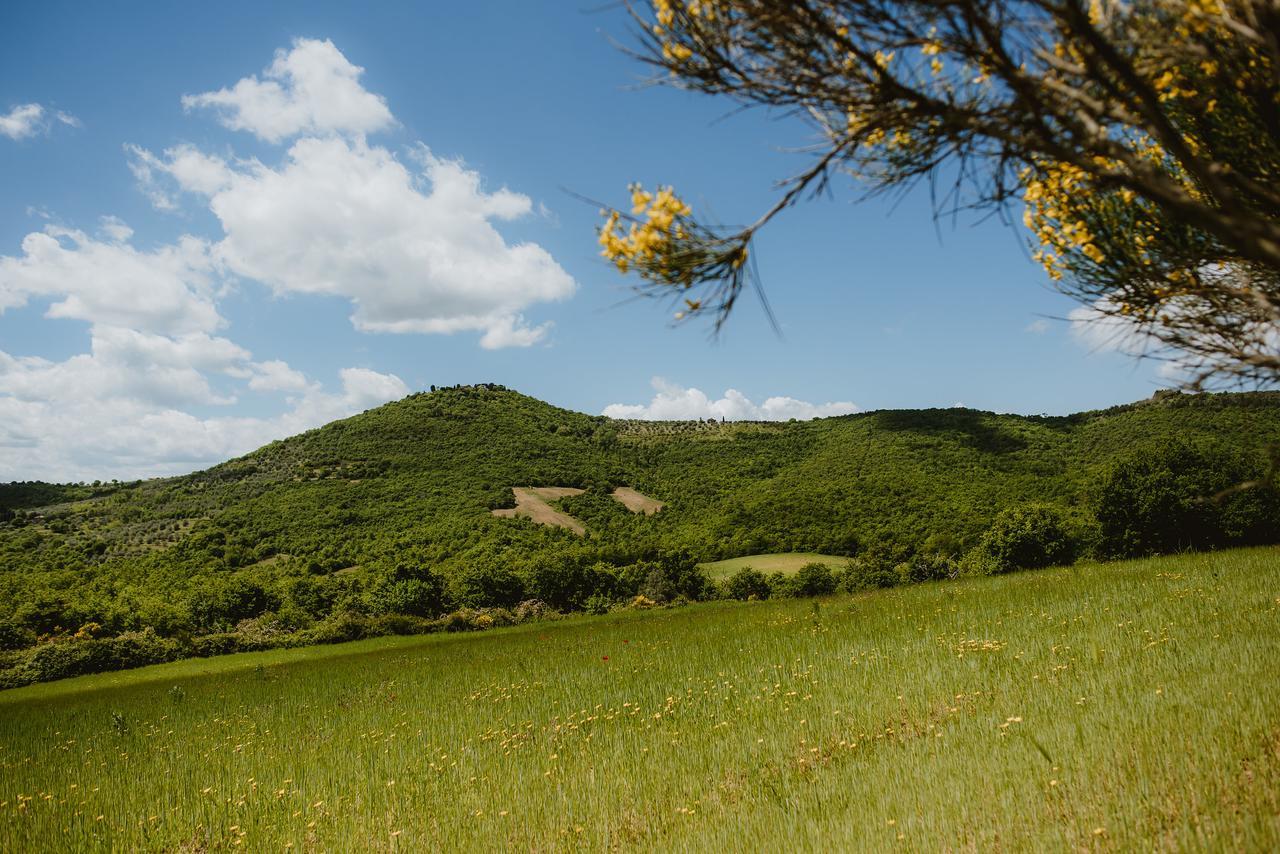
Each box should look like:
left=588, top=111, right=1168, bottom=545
left=3, top=546, right=1278, bottom=851
left=698, top=553, right=849, bottom=579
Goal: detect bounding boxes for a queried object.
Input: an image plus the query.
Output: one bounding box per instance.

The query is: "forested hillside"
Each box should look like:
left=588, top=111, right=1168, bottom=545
left=2, top=385, right=1278, bottom=685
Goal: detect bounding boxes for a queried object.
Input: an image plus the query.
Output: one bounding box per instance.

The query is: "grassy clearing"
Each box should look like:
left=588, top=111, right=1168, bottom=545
left=490, top=486, right=587, bottom=535
left=3, top=547, right=1279, bottom=851
left=610, top=487, right=665, bottom=515
left=699, top=552, right=850, bottom=579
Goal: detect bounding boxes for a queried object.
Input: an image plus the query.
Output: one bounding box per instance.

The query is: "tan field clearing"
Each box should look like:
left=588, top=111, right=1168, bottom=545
left=492, top=486, right=664, bottom=534
left=610, top=486, right=665, bottom=514
left=491, top=487, right=586, bottom=535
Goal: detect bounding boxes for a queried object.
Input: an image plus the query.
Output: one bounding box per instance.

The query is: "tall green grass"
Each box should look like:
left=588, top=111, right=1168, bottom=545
left=3, top=547, right=1279, bottom=851
left=698, top=552, right=848, bottom=579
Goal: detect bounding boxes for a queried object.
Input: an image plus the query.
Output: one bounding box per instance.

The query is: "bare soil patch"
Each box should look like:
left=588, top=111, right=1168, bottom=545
left=491, top=487, right=586, bottom=535
left=611, top=487, right=665, bottom=515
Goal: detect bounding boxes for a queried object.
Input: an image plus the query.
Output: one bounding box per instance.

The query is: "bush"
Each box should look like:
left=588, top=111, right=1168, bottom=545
left=840, top=558, right=899, bottom=592
left=304, top=611, right=371, bottom=645
left=0, top=618, right=35, bottom=652
left=188, top=576, right=279, bottom=632
left=527, top=560, right=617, bottom=611
left=7, top=628, right=183, bottom=686
left=635, top=552, right=710, bottom=603
left=977, top=504, right=1075, bottom=573
left=722, top=567, right=771, bottom=600
left=452, top=564, right=526, bottom=609
left=789, top=563, right=838, bottom=597
left=365, top=567, right=447, bottom=618
left=896, top=553, right=957, bottom=585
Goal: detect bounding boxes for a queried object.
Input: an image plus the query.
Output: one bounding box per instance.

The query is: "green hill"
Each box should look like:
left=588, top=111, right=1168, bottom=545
left=1, top=384, right=1278, bottom=685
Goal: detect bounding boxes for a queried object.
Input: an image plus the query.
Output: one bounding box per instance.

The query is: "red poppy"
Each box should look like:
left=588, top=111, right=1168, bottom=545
left=602, top=655, right=610, bottom=661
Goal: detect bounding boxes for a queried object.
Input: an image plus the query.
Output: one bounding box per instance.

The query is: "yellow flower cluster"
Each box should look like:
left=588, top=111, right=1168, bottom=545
left=652, top=0, right=719, bottom=62
left=598, top=184, right=693, bottom=275
left=1021, top=162, right=1110, bottom=279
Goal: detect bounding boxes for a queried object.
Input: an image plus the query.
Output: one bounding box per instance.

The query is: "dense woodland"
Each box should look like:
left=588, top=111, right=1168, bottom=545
left=1, top=385, right=1278, bottom=686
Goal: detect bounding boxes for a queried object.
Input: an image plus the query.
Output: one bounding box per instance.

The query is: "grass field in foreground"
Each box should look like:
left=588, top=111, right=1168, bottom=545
left=3, top=548, right=1279, bottom=851
left=698, top=552, right=849, bottom=579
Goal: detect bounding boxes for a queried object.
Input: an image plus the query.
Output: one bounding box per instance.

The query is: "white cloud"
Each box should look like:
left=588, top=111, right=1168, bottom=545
left=126, top=143, right=235, bottom=210
left=1025, top=318, right=1050, bottom=334
left=247, top=359, right=310, bottom=393
left=0, top=342, right=409, bottom=481
left=182, top=38, right=395, bottom=142
left=1068, top=301, right=1144, bottom=355
left=479, top=315, right=552, bottom=350
left=0, top=215, right=411, bottom=479
left=1, top=104, right=45, bottom=139
left=603, top=377, right=860, bottom=421
left=0, top=103, right=79, bottom=140
left=98, top=216, right=134, bottom=243
left=132, top=136, right=575, bottom=347
left=0, top=224, right=221, bottom=335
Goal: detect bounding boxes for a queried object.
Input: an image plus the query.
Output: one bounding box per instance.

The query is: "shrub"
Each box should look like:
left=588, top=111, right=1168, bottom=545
left=188, top=576, right=279, bottom=632
left=978, top=504, right=1074, bottom=573
left=790, top=563, right=838, bottom=597
left=0, top=618, right=35, bottom=652
left=896, top=553, right=957, bottom=585
left=365, top=573, right=447, bottom=618
left=8, top=628, right=183, bottom=685
left=723, top=567, right=771, bottom=600
left=840, top=558, right=899, bottom=592
left=304, top=611, right=371, bottom=645
left=513, top=599, right=553, bottom=622
left=452, top=564, right=526, bottom=609
left=527, top=560, right=618, bottom=611
left=637, top=558, right=710, bottom=603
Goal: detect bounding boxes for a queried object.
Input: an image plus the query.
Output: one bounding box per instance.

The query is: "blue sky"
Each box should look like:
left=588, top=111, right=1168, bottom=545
left=1, top=1, right=1164, bottom=480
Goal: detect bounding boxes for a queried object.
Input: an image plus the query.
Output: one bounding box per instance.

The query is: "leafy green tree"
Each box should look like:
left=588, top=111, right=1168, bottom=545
left=790, top=562, right=839, bottom=597
left=723, top=567, right=771, bottom=600
left=365, top=565, right=448, bottom=617
left=1095, top=441, right=1280, bottom=557
left=528, top=560, right=619, bottom=611
left=452, top=563, right=526, bottom=609
left=978, top=505, right=1075, bottom=573
left=188, top=576, right=278, bottom=632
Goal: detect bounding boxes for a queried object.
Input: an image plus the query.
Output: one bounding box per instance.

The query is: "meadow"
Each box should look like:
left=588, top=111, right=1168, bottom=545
left=698, top=552, right=849, bottom=580
left=2, top=546, right=1278, bottom=851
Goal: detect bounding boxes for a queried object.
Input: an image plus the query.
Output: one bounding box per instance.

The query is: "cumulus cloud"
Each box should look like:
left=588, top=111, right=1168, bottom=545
left=246, top=359, right=310, bottom=393
left=1025, top=318, right=1050, bottom=334
left=0, top=224, right=221, bottom=335
left=0, top=339, right=409, bottom=481
left=181, top=38, right=395, bottom=142
left=1069, top=299, right=1183, bottom=379
left=126, top=143, right=236, bottom=210
left=0, top=103, right=79, bottom=140
left=603, top=378, right=860, bottom=421
left=131, top=136, right=574, bottom=346
left=0, top=216, right=410, bottom=480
